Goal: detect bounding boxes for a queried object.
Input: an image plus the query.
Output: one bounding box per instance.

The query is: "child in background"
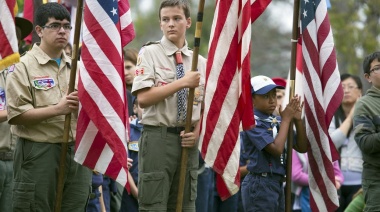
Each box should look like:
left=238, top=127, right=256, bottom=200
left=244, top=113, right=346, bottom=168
left=120, top=97, right=142, bottom=212
left=241, top=75, right=307, bottom=211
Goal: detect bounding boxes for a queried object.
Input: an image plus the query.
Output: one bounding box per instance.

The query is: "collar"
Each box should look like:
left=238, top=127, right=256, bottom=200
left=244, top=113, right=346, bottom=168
left=30, top=43, right=71, bottom=67
left=160, top=36, right=191, bottom=57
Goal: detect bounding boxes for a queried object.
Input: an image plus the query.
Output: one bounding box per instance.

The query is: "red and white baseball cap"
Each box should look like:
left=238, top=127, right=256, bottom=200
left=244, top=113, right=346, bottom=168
left=251, top=75, right=285, bottom=95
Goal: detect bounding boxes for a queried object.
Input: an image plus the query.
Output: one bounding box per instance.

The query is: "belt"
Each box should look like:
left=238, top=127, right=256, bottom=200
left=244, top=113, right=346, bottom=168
left=250, top=172, right=285, bottom=182
left=144, top=125, right=193, bottom=134
left=0, top=151, right=13, bottom=161
left=167, top=126, right=186, bottom=134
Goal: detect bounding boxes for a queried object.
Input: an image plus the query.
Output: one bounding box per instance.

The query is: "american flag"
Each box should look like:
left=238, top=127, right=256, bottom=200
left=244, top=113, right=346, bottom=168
left=0, top=0, right=19, bottom=70
left=300, top=0, right=343, bottom=211
left=199, top=0, right=271, bottom=200
left=75, top=0, right=135, bottom=188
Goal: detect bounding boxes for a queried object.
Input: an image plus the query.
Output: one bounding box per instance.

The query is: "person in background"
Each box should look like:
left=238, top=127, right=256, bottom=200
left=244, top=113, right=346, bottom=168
left=353, top=51, right=380, bottom=211
left=120, top=97, right=142, bottom=212
left=0, top=16, right=33, bottom=212
left=241, top=75, right=307, bottom=211
left=6, top=3, right=92, bottom=211
left=329, top=73, right=363, bottom=211
left=291, top=150, right=343, bottom=212
left=124, top=48, right=138, bottom=91
left=64, top=43, right=72, bottom=57
left=15, top=17, right=33, bottom=54
left=131, top=0, right=205, bottom=210
left=272, top=77, right=287, bottom=116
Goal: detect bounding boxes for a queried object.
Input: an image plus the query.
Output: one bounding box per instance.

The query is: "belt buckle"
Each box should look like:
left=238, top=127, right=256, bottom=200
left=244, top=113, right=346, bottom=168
left=261, top=172, right=268, bottom=177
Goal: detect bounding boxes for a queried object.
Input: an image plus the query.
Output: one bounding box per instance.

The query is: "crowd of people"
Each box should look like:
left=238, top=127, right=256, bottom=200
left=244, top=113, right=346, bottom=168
left=1, top=0, right=379, bottom=211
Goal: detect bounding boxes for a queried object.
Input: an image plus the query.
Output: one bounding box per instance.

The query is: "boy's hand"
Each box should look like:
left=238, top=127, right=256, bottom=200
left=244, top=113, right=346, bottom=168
left=182, top=71, right=200, bottom=88
left=180, top=130, right=198, bottom=148
left=280, top=96, right=299, bottom=122
left=293, top=95, right=304, bottom=121
left=58, top=91, right=79, bottom=115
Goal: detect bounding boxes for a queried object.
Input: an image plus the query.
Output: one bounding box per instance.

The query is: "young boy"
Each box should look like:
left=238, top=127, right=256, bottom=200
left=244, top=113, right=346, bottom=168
left=353, top=51, right=380, bottom=211
left=6, top=3, right=91, bottom=211
left=131, top=0, right=206, bottom=211
left=120, top=97, right=142, bottom=212
left=240, top=75, right=307, bottom=211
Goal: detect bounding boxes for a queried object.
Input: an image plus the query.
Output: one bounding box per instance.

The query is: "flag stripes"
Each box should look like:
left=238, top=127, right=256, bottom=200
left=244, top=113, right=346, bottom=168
left=75, top=0, right=135, bottom=188
left=0, top=0, right=19, bottom=70
left=199, top=0, right=270, bottom=200
left=301, top=0, right=342, bottom=211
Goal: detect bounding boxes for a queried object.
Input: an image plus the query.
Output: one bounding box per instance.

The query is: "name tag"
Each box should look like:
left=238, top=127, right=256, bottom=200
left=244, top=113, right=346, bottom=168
left=128, top=141, right=139, bottom=152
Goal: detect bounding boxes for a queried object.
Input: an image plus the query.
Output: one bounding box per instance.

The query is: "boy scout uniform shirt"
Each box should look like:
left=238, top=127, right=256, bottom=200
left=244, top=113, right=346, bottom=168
left=241, top=109, right=286, bottom=175
left=0, top=68, right=15, bottom=152
left=131, top=36, right=206, bottom=127
left=6, top=44, right=76, bottom=143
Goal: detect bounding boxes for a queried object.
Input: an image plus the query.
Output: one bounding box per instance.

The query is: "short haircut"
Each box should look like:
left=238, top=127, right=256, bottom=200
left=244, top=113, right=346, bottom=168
left=363, top=52, right=380, bottom=74
left=341, top=73, right=363, bottom=89
left=124, top=48, right=138, bottom=65
left=35, top=3, right=71, bottom=27
left=159, top=0, right=191, bottom=20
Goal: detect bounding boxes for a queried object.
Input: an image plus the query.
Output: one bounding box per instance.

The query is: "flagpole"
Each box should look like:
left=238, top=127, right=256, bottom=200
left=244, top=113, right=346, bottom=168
left=176, top=0, right=205, bottom=211
left=285, top=0, right=301, bottom=211
left=55, top=0, right=83, bottom=211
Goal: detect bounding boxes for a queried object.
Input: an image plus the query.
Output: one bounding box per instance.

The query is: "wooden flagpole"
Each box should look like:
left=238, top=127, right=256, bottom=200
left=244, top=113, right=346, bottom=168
left=55, top=1, right=84, bottom=211
left=285, top=0, right=301, bottom=211
left=176, top=0, right=205, bottom=211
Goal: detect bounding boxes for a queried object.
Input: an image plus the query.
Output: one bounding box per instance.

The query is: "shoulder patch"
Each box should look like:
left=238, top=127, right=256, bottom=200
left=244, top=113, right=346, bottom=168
left=8, top=65, right=15, bottom=73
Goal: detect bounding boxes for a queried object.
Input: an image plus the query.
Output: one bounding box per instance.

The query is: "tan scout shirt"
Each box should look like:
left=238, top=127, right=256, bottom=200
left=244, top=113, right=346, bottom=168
left=6, top=44, right=76, bottom=143
left=0, top=68, right=16, bottom=151
left=132, top=36, right=206, bottom=127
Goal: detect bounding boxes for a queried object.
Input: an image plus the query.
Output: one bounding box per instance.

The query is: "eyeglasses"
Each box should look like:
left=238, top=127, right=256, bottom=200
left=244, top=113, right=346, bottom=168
left=42, top=23, right=72, bottom=32
left=342, top=85, right=358, bottom=91
left=369, top=66, right=380, bottom=74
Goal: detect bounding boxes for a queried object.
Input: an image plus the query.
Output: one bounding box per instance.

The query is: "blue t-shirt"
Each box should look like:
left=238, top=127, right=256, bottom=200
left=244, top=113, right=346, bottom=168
left=241, top=109, right=285, bottom=175
left=128, top=118, right=142, bottom=184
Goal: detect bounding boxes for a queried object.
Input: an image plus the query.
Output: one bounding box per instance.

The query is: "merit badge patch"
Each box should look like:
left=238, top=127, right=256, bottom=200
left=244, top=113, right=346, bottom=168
left=128, top=141, right=139, bottom=152
left=135, top=68, right=144, bottom=76
left=0, top=87, right=5, bottom=110
left=32, top=77, right=56, bottom=90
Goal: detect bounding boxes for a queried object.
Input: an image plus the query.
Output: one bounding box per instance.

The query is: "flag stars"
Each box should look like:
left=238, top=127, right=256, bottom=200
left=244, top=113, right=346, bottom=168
left=303, top=9, right=307, bottom=18
left=304, top=0, right=309, bottom=3
left=111, top=7, right=117, bottom=16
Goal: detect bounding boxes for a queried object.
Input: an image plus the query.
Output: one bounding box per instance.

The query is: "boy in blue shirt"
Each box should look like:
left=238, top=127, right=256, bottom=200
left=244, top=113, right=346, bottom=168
left=120, top=97, right=142, bottom=212
left=241, top=75, right=307, bottom=211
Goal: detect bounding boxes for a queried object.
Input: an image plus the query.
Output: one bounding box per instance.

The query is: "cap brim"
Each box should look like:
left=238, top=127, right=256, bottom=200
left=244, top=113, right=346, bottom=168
left=15, top=17, right=33, bottom=40
left=253, top=85, right=285, bottom=95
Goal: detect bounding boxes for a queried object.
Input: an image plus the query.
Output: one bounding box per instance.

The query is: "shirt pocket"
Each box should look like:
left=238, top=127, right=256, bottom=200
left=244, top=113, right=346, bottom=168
left=31, top=84, right=61, bottom=107
left=155, top=68, right=176, bottom=86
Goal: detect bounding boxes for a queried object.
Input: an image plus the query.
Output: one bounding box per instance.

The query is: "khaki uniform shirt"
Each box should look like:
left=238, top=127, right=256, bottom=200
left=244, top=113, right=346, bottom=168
left=0, top=68, right=15, bottom=151
left=132, top=36, right=206, bottom=127
left=6, top=44, right=76, bottom=143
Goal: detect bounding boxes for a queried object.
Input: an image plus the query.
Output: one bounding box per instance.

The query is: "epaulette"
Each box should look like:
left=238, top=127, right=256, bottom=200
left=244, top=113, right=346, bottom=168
left=142, top=41, right=160, bottom=47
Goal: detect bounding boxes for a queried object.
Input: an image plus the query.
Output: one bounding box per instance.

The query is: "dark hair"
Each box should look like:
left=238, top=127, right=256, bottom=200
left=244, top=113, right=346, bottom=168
left=124, top=48, right=138, bottom=65
left=363, top=52, right=380, bottom=74
left=340, top=73, right=363, bottom=89
left=159, top=0, right=190, bottom=20
left=35, top=3, right=71, bottom=27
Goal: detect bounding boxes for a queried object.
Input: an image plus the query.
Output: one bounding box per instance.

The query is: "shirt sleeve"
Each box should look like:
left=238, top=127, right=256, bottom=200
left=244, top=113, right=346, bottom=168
left=291, top=151, right=309, bottom=186
left=6, top=62, right=34, bottom=121
left=245, top=120, right=274, bottom=151
left=131, top=46, right=156, bottom=95
left=353, top=100, right=380, bottom=154
left=328, top=116, right=347, bottom=149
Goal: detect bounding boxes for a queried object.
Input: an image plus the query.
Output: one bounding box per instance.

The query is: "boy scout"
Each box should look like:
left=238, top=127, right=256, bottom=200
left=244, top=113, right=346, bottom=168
left=131, top=0, right=206, bottom=211
left=6, top=3, right=91, bottom=211
left=0, top=16, right=33, bottom=212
